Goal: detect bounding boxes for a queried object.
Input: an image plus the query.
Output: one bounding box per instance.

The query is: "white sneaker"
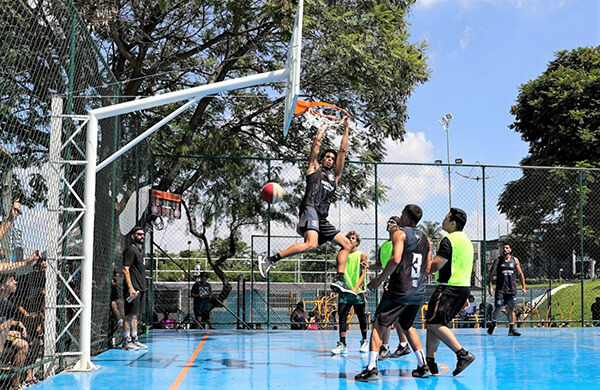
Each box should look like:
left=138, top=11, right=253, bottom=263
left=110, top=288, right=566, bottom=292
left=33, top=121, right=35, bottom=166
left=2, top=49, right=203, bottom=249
left=258, top=256, right=275, bottom=278
left=122, top=339, right=140, bottom=351
left=132, top=339, right=148, bottom=349
left=331, top=341, right=348, bottom=355
left=359, top=339, right=369, bottom=353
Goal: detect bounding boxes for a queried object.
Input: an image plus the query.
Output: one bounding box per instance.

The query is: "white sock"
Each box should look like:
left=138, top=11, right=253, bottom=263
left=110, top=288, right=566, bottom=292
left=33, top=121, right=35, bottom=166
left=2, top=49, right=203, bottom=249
left=382, top=343, right=389, bottom=350
left=415, top=349, right=426, bottom=367
left=131, top=331, right=138, bottom=340
left=123, top=331, right=130, bottom=340
left=367, top=351, right=378, bottom=370
left=400, top=341, right=408, bottom=348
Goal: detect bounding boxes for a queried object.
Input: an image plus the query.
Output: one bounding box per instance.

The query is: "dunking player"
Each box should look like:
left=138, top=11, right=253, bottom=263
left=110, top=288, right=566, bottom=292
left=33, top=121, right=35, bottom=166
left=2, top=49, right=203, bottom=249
left=368, top=216, right=411, bottom=360
left=258, top=118, right=355, bottom=294
left=487, top=242, right=527, bottom=336
left=355, top=205, right=431, bottom=382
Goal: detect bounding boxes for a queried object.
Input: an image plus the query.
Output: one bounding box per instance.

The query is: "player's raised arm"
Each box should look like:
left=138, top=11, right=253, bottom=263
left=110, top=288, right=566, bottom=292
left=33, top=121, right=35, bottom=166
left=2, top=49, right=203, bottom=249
left=334, top=117, right=350, bottom=183
left=306, top=124, right=329, bottom=175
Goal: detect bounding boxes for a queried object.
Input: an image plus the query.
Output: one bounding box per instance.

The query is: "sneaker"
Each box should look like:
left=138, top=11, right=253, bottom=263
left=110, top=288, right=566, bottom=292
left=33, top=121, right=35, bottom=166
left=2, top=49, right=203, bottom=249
left=258, top=256, right=275, bottom=278
left=132, top=339, right=148, bottom=349
left=426, top=357, right=439, bottom=375
left=330, top=279, right=357, bottom=296
left=122, top=339, right=140, bottom=351
left=355, top=367, right=380, bottom=382
left=359, top=339, right=369, bottom=354
left=412, top=364, right=431, bottom=378
left=331, top=341, right=348, bottom=355
left=378, top=345, right=391, bottom=360
left=390, top=344, right=411, bottom=358
left=487, top=321, right=496, bottom=335
left=508, top=328, right=521, bottom=336
left=453, top=350, right=476, bottom=376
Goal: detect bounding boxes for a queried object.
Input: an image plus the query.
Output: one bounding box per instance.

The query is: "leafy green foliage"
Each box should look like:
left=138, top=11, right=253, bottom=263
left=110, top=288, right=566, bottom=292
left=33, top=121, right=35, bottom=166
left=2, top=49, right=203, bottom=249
left=500, top=47, right=600, bottom=270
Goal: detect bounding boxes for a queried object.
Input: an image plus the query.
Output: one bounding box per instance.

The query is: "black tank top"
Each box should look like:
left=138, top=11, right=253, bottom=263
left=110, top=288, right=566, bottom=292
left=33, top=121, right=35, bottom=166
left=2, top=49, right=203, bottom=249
left=387, top=227, right=430, bottom=305
left=299, top=167, right=336, bottom=217
left=496, top=256, right=517, bottom=294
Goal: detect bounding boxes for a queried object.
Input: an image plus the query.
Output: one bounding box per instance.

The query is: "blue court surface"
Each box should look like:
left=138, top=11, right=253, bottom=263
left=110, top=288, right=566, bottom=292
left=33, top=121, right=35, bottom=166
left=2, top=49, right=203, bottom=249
left=31, top=327, right=600, bottom=389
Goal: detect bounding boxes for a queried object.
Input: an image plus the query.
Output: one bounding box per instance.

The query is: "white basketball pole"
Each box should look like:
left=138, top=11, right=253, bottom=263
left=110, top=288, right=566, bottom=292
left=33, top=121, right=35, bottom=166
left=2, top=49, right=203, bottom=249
left=78, top=66, right=290, bottom=371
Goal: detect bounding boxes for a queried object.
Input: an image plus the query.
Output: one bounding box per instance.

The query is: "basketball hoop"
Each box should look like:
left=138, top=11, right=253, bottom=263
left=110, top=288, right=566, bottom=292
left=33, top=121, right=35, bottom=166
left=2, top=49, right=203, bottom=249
left=294, top=100, right=350, bottom=130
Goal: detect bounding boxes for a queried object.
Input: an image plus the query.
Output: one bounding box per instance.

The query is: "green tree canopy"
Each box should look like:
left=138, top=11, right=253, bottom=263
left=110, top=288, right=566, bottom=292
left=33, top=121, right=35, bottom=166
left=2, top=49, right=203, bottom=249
left=499, top=46, right=600, bottom=276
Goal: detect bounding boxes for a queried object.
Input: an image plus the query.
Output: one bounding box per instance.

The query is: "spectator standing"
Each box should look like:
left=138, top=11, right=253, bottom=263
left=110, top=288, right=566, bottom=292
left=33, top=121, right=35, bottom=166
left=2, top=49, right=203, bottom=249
left=591, top=297, right=600, bottom=326
left=0, top=274, right=29, bottom=389
left=122, top=226, right=148, bottom=350
left=191, top=272, right=212, bottom=329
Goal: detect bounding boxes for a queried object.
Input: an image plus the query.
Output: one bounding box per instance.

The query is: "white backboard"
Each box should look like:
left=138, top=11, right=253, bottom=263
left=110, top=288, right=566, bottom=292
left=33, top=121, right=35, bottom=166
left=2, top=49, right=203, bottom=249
left=283, top=0, right=303, bottom=137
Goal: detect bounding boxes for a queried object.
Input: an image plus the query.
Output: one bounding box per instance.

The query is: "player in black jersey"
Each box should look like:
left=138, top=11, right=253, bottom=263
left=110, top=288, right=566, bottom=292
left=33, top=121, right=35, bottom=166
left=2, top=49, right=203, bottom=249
left=487, top=242, right=527, bottom=336
left=355, top=205, right=431, bottom=382
left=258, top=118, right=356, bottom=295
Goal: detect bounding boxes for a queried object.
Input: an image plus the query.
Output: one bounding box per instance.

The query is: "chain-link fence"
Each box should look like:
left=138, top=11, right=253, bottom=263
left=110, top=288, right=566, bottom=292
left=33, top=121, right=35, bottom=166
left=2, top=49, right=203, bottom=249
left=149, top=156, right=600, bottom=332
left=0, top=0, right=156, bottom=387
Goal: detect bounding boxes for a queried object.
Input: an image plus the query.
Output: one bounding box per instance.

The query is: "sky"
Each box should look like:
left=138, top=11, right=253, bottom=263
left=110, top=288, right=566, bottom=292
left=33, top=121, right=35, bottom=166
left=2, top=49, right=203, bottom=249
left=387, top=0, right=599, bottom=167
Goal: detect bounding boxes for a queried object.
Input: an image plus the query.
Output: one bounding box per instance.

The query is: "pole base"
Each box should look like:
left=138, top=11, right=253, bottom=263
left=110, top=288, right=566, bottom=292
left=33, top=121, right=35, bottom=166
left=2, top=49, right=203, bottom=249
left=71, top=359, right=98, bottom=372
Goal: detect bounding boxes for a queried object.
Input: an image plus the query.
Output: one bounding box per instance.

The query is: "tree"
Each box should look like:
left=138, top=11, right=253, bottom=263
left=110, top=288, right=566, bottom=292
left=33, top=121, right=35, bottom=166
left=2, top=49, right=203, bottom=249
left=419, top=220, right=442, bottom=241
left=71, top=1, right=430, bottom=305
left=499, top=46, right=600, bottom=275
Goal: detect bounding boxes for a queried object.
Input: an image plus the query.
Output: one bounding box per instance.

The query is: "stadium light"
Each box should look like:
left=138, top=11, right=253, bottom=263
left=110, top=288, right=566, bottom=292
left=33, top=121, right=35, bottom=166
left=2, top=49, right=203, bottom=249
left=438, top=113, right=453, bottom=208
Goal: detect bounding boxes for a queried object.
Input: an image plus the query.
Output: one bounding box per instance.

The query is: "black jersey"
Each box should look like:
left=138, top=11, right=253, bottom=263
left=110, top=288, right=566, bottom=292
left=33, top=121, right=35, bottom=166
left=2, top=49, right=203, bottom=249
left=299, top=167, right=336, bottom=217
left=387, top=227, right=430, bottom=305
left=496, top=256, right=517, bottom=294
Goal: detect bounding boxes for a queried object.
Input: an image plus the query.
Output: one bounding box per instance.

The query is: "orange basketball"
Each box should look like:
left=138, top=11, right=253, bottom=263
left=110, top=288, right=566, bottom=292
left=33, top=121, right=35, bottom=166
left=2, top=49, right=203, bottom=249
left=261, top=182, right=284, bottom=204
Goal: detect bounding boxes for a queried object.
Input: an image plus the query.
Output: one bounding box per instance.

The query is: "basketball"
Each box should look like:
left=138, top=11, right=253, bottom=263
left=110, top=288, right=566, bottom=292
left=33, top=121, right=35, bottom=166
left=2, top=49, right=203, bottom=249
left=261, top=182, right=284, bottom=204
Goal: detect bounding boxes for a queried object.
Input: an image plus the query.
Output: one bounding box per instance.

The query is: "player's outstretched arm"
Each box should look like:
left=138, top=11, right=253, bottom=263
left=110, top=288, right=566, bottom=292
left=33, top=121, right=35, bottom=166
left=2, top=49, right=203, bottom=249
left=334, top=117, right=350, bottom=183
left=306, top=124, right=329, bottom=175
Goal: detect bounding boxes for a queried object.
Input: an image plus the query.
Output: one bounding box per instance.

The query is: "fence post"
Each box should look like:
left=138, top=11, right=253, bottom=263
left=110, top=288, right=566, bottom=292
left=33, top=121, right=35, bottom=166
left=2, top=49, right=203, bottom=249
left=579, top=170, right=584, bottom=326
left=482, top=165, right=488, bottom=326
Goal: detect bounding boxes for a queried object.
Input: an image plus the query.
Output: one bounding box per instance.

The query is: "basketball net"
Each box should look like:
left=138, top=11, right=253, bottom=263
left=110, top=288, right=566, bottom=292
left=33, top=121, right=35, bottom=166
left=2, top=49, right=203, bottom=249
left=294, top=100, right=351, bottom=130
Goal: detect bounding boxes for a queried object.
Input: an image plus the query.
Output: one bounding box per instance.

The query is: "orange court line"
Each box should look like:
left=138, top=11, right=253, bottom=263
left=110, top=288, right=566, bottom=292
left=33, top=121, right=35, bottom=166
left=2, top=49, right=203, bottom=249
left=169, top=331, right=210, bottom=390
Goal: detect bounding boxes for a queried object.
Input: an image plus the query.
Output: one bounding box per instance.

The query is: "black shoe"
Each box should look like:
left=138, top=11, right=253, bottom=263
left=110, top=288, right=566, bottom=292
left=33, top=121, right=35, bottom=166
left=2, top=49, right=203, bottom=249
left=330, top=279, right=357, bottom=296
left=508, top=328, right=521, bottom=336
left=412, top=364, right=431, bottom=378
left=426, top=357, right=439, bottom=375
left=453, top=350, right=476, bottom=376
left=390, top=344, right=411, bottom=358
left=487, top=321, right=496, bottom=335
left=355, top=367, right=380, bottom=382
left=378, top=345, right=391, bottom=360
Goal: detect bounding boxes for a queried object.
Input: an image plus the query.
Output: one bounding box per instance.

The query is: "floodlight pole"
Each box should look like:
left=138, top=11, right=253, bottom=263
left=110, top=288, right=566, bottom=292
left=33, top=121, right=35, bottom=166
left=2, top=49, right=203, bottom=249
left=439, top=113, right=453, bottom=209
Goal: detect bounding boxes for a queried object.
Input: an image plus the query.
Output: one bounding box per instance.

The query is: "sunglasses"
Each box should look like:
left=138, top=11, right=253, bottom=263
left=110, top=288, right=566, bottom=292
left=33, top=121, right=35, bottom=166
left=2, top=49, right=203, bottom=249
left=135, top=232, right=146, bottom=236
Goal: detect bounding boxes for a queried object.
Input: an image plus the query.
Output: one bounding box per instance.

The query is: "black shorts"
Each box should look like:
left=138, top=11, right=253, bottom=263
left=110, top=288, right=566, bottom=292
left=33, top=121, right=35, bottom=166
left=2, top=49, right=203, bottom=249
left=373, top=292, right=421, bottom=330
left=124, top=289, right=146, bottom=317
left=194, top=307, right=210, bottom=320
left=296, top=207, right=339, bottom=245
left=495, top=292, right=518, bottom=307
left=425, top=285, right=470, bottom=326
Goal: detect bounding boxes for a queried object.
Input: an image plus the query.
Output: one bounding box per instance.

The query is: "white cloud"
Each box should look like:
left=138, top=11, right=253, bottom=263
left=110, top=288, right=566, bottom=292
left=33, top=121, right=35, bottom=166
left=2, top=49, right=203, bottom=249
left=385, top=131, right=434, bottom=163
left=459, top=26, right=473, bottom=51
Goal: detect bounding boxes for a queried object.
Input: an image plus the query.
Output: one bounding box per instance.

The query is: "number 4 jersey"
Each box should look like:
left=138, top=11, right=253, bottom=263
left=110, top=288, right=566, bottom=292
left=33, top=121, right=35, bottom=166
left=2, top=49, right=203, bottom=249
left=387, top=227, right=430, bottom=305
